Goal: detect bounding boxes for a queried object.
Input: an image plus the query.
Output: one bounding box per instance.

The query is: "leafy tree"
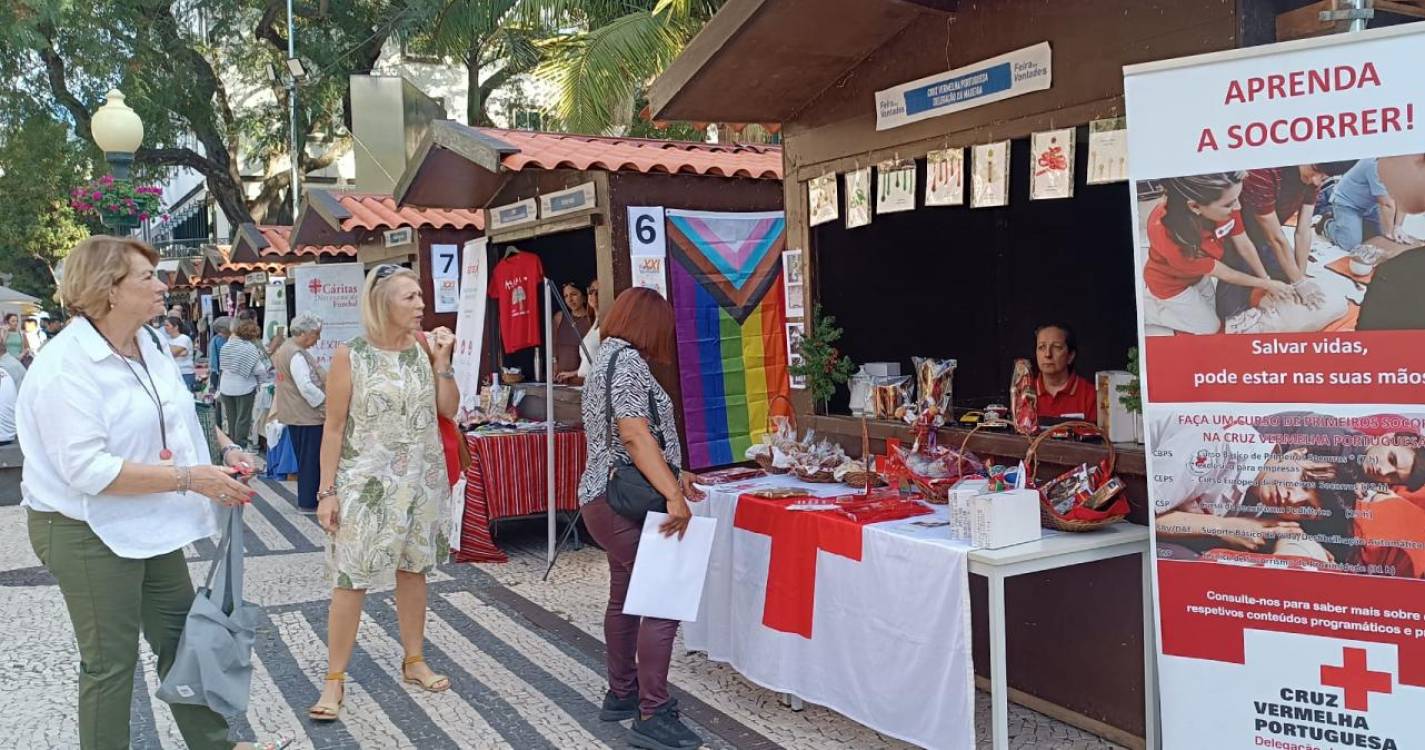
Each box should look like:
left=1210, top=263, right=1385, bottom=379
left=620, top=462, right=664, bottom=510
left=0, top=111, right=92, bottom=310
left=0, top=0, right=411, bottom=227
left=401, top=0, right=550, bottom=127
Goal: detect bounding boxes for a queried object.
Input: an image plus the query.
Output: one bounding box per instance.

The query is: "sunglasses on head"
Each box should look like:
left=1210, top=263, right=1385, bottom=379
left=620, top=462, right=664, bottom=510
left=373, top=263, right=401, bottom=281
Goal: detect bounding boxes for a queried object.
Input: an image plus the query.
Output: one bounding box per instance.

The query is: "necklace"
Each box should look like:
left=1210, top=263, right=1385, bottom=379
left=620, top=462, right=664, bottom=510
left=88, top=318, right=172, bottom=463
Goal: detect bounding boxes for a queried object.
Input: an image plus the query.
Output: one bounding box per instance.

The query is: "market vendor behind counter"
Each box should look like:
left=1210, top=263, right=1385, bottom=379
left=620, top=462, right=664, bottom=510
left=1032, top=323, right=1096, bottom=420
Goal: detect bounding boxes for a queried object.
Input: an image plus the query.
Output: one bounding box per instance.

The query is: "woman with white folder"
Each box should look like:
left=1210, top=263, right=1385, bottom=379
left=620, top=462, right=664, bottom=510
left=576, top=288, right=705, bottom=750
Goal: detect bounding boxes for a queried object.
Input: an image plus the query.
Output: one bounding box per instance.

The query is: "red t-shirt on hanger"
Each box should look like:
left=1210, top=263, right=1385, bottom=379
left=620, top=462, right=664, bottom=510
left=490, top=252, right=545, bottom=353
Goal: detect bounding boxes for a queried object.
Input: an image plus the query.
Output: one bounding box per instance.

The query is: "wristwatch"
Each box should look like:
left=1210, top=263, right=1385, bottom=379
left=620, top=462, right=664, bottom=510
left=436, top=367, right=456, bottom=380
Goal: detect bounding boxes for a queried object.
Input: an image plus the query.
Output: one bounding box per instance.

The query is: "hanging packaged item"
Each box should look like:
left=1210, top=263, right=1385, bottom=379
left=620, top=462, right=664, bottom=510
left=1010, top=358, right=1039, bottom=436
left=877, top=160, right=916, bottom=214
left=912, top=357, right=957, bottom=427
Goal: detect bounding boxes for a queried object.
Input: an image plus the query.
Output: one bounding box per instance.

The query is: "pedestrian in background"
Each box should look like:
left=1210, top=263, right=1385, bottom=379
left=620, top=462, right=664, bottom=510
left=0, top=343, right=25, bottom=388
left=270, top=313, right=326, bottom=512
left=208, top=316, right=230, bottom=422
left=576, top=287, right=707, bottom=750
left=0, top=369, right=15, bottom=446
left=309, top=264, right=457, bottom=721
left=219, top=319, right=268, bottom=449
left=3, top=313, right=29, bottom=363
left=15, top=235, right=286, bottom=750
left=163, top=316, right=197, bottom=390
left=42, top=317, right=64, bottom=348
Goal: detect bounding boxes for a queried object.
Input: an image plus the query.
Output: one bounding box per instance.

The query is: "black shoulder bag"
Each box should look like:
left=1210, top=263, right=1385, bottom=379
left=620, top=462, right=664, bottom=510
left=603, top=346, right=676, bottom=522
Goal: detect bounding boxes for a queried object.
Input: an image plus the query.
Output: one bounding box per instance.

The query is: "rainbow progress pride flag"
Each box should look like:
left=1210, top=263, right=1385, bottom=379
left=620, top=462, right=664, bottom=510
left=666, top=209, right=793, bottom=469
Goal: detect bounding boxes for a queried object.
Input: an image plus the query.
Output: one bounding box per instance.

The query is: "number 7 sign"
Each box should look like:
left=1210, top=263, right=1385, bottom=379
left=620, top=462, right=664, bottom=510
left=429, top=243, right=461, bottom=313
left=627, top=206, right=666, bottom=258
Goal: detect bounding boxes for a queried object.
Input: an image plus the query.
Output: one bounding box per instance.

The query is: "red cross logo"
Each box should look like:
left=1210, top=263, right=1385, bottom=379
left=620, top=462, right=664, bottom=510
left=1321, top=647, right=1393, bottom=711
left=733, top=497, right=862, bottom=639
left=307, top=278, right=325, bottom=295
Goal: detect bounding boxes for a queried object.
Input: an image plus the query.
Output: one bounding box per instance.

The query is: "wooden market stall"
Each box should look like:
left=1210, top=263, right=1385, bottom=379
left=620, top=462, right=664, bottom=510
left=393, top=121, right=785, bottom=431
left=646, top=0, right=1314, bottom=745
left=392, top=121, right=789, bottom=563
left=288, top=189, right=486, bottom=333
left=230, top=223, right=357, bottom=267
left=194, top=245, right=288, bottom=313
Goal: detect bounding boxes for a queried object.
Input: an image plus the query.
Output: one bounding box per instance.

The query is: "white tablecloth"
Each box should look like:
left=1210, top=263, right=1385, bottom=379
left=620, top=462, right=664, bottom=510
left=687, top=476, right=975, bottom=750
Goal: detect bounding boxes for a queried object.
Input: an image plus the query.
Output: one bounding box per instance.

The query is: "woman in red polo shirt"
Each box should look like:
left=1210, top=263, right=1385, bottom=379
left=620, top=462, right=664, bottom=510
left=1143, top=172, right=1295, bottom=335
left=1033, top=323, right=1096, bottom=419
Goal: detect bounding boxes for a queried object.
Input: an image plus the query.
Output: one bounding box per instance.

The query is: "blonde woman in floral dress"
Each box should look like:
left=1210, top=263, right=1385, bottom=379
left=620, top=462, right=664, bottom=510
left=309, top=264, right=459, bottom=721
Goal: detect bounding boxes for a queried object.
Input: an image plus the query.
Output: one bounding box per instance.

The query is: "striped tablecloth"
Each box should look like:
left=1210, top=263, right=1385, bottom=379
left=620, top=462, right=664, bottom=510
left=455, top=429, right=587, bottom=563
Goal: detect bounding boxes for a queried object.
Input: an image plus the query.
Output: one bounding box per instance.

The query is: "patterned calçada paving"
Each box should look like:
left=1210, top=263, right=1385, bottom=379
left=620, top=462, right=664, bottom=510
left=0, top=479, right=1122, bottom=749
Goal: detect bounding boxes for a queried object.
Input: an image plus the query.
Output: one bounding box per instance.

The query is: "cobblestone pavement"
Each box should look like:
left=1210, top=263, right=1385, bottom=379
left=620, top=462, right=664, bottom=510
left=0, top=479, right=1123, bottom=749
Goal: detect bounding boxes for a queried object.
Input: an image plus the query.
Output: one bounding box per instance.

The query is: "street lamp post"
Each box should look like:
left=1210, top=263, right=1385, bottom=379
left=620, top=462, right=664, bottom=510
left=92, top=89, right=144, bottom=180
left=90, top=89, right=145, bottom=232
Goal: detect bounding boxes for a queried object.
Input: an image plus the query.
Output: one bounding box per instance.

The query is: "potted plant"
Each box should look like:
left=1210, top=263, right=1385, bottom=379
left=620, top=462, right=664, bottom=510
left=788, top=305, right=855, bottom=415
left=1116, top=347, right=1144, bottom=443
left=70, top=175, right=165, bottom=231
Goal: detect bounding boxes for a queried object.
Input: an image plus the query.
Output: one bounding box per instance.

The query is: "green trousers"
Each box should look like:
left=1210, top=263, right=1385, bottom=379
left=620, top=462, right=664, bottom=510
left=28, top=510, right=233, bottom=750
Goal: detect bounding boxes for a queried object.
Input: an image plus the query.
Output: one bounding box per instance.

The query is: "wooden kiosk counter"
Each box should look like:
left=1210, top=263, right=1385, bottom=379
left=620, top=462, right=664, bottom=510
left=643, top=0, right=1352, bottom=744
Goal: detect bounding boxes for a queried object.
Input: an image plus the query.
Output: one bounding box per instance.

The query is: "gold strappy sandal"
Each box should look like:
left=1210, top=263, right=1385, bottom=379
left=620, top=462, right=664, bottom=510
left=402, top=655, right=451, bottom=693
left=307, top=672, right=345, bottom=721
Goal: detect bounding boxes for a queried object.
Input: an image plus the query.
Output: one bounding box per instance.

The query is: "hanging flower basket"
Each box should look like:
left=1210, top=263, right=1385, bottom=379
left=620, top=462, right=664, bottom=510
left=70, top=175, right=166, bottom=230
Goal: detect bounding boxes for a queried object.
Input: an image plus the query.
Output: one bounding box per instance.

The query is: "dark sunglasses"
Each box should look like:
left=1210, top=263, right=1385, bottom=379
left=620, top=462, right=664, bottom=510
left=373, top=263, right=400, bottom=281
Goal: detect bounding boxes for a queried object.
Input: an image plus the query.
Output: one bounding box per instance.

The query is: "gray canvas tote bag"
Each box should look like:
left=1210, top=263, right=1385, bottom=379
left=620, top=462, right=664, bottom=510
left=157, top=505, right=260, bottom=718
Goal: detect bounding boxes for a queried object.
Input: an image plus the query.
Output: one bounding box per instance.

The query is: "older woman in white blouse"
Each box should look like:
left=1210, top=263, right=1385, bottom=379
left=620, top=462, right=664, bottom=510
left=18, top=236, right=287, bottom=750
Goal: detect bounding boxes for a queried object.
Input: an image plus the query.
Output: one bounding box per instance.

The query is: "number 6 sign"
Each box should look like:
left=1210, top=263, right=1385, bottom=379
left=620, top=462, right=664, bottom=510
left=626, top=206, right=667, bottom=258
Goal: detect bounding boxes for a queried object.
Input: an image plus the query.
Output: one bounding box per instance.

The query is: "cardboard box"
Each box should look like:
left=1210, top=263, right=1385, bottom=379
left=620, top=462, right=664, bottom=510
left=863, top=362, right=902, bottom=377
left=971, top=489, right=1043, bottom=549
left=1095, top=370, right=1137, bottom=444
left=948, top=477, right=989, bottom=540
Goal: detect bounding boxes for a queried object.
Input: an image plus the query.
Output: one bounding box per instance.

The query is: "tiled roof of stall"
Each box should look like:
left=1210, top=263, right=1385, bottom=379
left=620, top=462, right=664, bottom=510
left=480, top=127, right=782, bottom=179
left=197, top=245, right=286, bottom=282
left=254, top=224, right=293, bottom=255
left=249, top=224, right=356, bottom=258
left=319, top=191, right=486, bottom=233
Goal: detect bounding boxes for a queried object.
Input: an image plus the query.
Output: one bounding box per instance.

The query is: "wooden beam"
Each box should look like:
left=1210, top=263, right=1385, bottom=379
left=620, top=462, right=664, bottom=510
left=1276, top=0, right=1342, bottom=41
left=890, top=0, right=959, bottom=11
left=649, top=0, right=769, bottom=121
left=487, top=211, right=596, bottom=245
left=1374, top=0, right=1425, bottom=18
left=1277, top=0, right=1425, bottom=42
left=591, top=171, right=621, bottom=304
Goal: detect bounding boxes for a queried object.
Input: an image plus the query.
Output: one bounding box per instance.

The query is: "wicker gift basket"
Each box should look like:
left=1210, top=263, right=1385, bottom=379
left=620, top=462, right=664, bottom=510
left=1026, top=421, right=1128, bottom=532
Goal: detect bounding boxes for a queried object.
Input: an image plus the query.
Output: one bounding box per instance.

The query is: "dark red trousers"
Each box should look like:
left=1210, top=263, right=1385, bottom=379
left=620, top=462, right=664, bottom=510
left=582, top=496, right=680, bottom=715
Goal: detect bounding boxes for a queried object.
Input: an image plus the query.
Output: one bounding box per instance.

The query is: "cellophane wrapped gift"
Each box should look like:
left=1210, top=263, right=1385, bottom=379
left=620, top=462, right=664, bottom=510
left=911, top=357, right=957, bottom=426
left=746, top=415, right=802, bottom=472
left=869, top=375, right=914, bottom=421
left=791, top=440, right=847, bottom=481
left=891, top=442, right=985, bottom=501
left=1037, top=457, right=1128, bottom=522
left=1010, top=358, right=1038, bottom=435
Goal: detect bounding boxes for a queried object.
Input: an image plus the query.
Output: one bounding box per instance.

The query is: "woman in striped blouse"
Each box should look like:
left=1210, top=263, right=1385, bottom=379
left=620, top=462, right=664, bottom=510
left=218, top=319, right=269, bottom=448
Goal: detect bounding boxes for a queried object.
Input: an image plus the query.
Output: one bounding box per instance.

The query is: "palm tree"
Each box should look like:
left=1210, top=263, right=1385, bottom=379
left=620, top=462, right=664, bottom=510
left=401, top=0, right=551, bottom=127
left=528, top=0, right=725, bottom=135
